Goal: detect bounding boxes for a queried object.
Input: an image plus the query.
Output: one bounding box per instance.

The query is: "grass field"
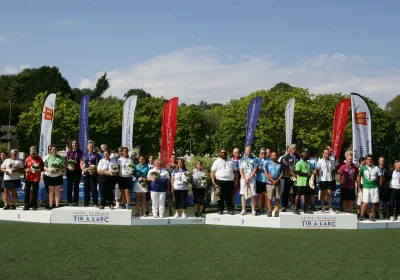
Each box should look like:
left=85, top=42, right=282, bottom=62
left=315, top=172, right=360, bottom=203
left=0, top=222, right=398, bottom=280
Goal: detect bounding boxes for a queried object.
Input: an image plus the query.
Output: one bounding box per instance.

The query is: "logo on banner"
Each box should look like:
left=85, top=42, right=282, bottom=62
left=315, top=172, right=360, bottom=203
left=301, top=216, right=337, bottom=228
left=44, top=107, right=54, bottom=120
left=72, top=211, right=110, bottom=223
left=355, top=112, right=368, bottom=125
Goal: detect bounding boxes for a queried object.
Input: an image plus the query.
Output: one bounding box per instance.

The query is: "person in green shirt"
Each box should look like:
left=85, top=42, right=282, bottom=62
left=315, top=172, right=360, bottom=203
left=294, top=152, right=313, bottom=215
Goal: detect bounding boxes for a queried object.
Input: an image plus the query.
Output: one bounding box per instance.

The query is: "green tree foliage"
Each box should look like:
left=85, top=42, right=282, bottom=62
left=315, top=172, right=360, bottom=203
left=92, top=73, right=109, bottom=98
left=124, top=88, right=152, bottom=100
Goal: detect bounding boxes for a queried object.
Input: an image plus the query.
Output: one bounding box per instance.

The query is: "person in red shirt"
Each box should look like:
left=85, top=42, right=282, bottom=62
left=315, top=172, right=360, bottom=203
left=338, top=153, right=358, bottom=213
left=24, top=146, right=44, bottom=210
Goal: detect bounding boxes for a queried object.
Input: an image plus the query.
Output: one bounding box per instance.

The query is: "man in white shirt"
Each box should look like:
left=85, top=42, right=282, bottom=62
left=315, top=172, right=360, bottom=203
left=389, top=161, right=400, bottom=221
left=211, top=147, right=239, bottom=215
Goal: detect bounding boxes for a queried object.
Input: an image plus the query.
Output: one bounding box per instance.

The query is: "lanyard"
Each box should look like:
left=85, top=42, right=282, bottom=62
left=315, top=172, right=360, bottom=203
left=347, top=165, right=353, bottom=176
left=105, top=160, right=110, bottom=170
left=367, top=167, right=373, bottom=180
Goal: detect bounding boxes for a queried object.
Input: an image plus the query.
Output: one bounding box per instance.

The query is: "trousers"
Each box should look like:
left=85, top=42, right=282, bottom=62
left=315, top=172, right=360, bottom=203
left=67, top=170, right=82, bottom=203
left=216, top=179, right=234, bottom=212
left=83, top=174, right=98, bottom=206
left=24, top=181, right=39, bottom=208
left=151, top=191, right=166, bottom=215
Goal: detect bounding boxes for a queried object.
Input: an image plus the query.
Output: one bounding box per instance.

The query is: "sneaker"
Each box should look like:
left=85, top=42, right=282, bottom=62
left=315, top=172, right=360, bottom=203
left=160, top=213, right=164, bottom=218
left=321, top=207, right=326, bottom=213
left=121, top=205, right=126, bottom=209
left=11, top=205, right=16, bottom=210
left=109, top=205, right=114, bottom=210
left=143, top=213, right=148, bottom=217
left=363, top=213, right=370, bottom=219
left=267, top=211, right=272, bottom=217
left=274, top=212, right=279, bottom=217
left=282, top=207, right=287, bottom=212
left=311, top=205, right=316, bottom=212
left=23, top=206, right=29, bottom=211
left=389, top=216, right=395, bottom=221
left=32, top=207, right=37, bottom=211
left=182, top=213, right=187, bottom=219
left=69, top=203, right=73, bottom=207
left=174, top=213, right=179, bottom=218
left=358, top=216, right=364, bottom=221
left=306, top=209, right=314, bottom=214
left=145, top=211, right=149, bottom=216
left=229, top=210, right=235, bottom=215
left=153, top=214, right=158, bottom=218
left=256, top=209, right=261, bottom=215
left=260, top=209, right=266, bottom=215
left=47, top=206, right=53, bottom=211
left=329, top=208, right=336, bottom=214
left=240, top=209, right=246, bottom=215
left=294, top=209, right=300, bottom=215
left=375, top=212, right=381, bottom=220
left=369, top=216, right=376, bottom=222
left=135, top=212, right=140, bottom=217
left=290, top=205, right=295, bottom=210
left=99, top=206, right=105, bottom=210
left=252, top=210, right=257, bottom=216
left=218, top=211, right=223, bottom=215
left=3, top=205, right=10, bottom=210
left=169, top=209, right=173, bottom=217
left=126, top=205, right=131, bottom=210
left=195, top=213, right=199, bottom=218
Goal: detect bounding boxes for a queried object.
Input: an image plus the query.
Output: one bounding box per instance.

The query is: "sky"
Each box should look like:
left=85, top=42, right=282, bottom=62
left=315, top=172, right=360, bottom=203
left=0, top=0, right=399, bottom=107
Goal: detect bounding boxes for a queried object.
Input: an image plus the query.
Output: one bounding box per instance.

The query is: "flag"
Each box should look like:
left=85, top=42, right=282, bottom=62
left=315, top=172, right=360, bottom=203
left=285, top=98, right=295, bottom=149
left=160, top=97, right=179, bottom=167
left=351, top=93, right=372, bottom=165
left=39, top=93, right=56, bottom=158
left=121, top=95, right=138, bottom=153
left=79, top=95, right=90, bottom=153
left=245, top=97, right=262, bottom=147
left=331, top=99, right=351, bottom=159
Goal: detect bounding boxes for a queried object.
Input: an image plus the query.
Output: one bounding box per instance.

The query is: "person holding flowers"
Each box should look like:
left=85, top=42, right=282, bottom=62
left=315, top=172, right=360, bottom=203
left=144, top=154, right=155, bottom=216
left=147, top=159, right=170, bottom=218
left=117, top=147, right=134, bottom=210
left=191, top=160, right=209, bottom=217
left=43, top=145, right=52, bottom=209
left=166, top=154, right=178, bottom=216
left=24, top=146, right=44, bottom=210
left=97, top=150, right=114, bottom=209
left=66, top=140, right=82, bottom=206
left=171, top=159, right=190, bottom=218
left=80, top=141, right=101, bottom=207
left=239, top=146, right=259, bottom=216
left=133, top=155, right=149, bottom=216
left=1, top=149, right=25, bottom=210
left=44, top=146, right=65, bottom=209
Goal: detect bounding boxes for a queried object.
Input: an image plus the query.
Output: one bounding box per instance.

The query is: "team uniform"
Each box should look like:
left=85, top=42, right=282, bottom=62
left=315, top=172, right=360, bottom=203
left=148, top=167, right=170, bottom=218
left=192, top=169, right=207, bottom=206
left=24, top=155, right=44, bottom=209
left=389, top=171, right=400, bottom=219
left=281, top=153, right=299, bottom=209
left=1, top=158, right=24, bottom=189
left=358, top=165, right=381, bottom=203
left=256, top=157, right=270, bottom=194
left=316, top=159, right=336, bottom=190
left=117, top=157, right=134, bottom=190
left=81, top=152, right=101, bottom=206
left=378, top=166, right=392, bottom=203
left=338, top=163, right=358, bottom=201
left=134, top=164, right=150, bottom=193
left=266, top=161, right=283, bottom=200
left=239, top=156, right=258, bottom=197
left=97, top=158, right=114, bottom=208
left=232, top=156, right=241, bottom=197
left=295, top=159, right=312, bottom=195
left=172, top=169, right=189, bottom=210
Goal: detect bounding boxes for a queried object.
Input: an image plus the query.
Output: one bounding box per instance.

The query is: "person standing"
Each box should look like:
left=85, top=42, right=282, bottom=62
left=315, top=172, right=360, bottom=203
left=171, top=159, right=190, bottom=218
left=113, top=146, right=124, bottom=208
left=356, top=157, right=367, bottom=218
left=117, top=147, right=134, bottom=210
left=80, top=141, right=101, bottom=207
left=97, top=150, right=114, bottom=209
left=211, top=148, right=239, bottom=215
left=239, top=146, right=258, bottom=216
left=144, top=154, right=155, bottom=216
left=100, top=144, right=108, bottom=159
left=166, top=154, right=178, bottom=216
left=265, top=151, right=284, bottom=217
left=256, top=148, right=270, bottom=214
left=0, top=152, right=7, bottom=207
left=44, top=146, right=65, bottom=209
left=24, top=146, right=44, bottom=210
left=134, top=155, right=149, bottom=216
left=338, top=154, right=358, bottom=213
left=1, top=149, right=25, bottom=210
left=294, top=152, right=313, bottom=214
left=376, top=156, right=391, bottom=219
left=281, top=144, right=299, bottom=212
left=389, top=161, right=400, bottom=221
left=43, top=145, right=52, bottom=209
left=66, top=140, right=82, bottom=206
left=191, top=160, right=208, bottom=218
left=358, top=155, right=382, bottom=221
left=314, top=148, right=337, bottom=213
left=147, top=160, right=170, bottom=218
left=231, top=148, right=241, bottom=208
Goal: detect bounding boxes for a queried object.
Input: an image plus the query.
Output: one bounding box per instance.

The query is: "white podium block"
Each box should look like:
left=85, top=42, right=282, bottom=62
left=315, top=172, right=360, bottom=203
left=358, top=219, right=400, bottom=229
left=132, top=215, right=205, bottom=226
left=50, top=207, right=132, bottom=225
left=206, top=212, right=281, bottom=228
left=0, top=208, right=51, bottom=223
left=279, top=212, right=358, bottom=229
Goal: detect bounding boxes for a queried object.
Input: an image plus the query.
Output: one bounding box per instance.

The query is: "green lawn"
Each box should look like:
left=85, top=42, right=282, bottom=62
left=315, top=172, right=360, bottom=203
left=0, top=222, right=398, bottom=280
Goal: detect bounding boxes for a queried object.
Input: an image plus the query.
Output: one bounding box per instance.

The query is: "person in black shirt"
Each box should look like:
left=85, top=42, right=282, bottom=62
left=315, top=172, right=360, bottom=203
left=376, top=156, right=391, bottom=219
left=280, top=144, right=299, bottom=212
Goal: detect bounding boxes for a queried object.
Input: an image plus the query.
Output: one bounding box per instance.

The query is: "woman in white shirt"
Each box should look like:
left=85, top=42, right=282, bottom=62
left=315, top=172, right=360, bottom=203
left=117, top=147, right=134, bottom=210
left=389, top=161, right=400, bottom=221
left=0, top=152, right=7, bottom=207
left=43, top=145, right=52, bottom=209
left=191, top=161, right=208, bottom=218
left=43, top=146, right=65, bottom=210
left=171, top=159, right=189, bottom=218
left=97, top=150, right=114, bottom=209
left=147, top=159, right=170, bottom=218
left=0, top=149, right=24, bottom=210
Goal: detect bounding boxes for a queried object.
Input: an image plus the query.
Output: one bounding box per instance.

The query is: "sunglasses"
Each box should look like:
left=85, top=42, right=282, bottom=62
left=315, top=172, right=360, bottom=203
left=220, top=152, right=227, bottom=154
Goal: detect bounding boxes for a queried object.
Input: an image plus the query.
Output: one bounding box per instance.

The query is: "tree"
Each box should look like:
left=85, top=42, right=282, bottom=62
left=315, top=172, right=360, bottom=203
left=92, top=72, right=109, bottom=98
left=385, top=94, right=400, bottom=120
left=124, top=88, right=152, bottom=99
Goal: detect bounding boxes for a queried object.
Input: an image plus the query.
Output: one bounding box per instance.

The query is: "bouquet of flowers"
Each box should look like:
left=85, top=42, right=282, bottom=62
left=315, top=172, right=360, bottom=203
left=111, top=165, right=119, bottom=175
left=149, top=171, right=160, bottom=179
left=8, top=162, right=18, bottom=171
left=137, top=177, right=147, bottom=186
left=128, top=162, right=136, bottom=170
left=67, top=159, right=76, bottom=170
left=88, top=164, right=97, bottom=174
left=51, top=162, right=61, bottom=172
left=200, top=174, right=210, bottom=187
left=31, top=163, right=41, bottom=173
left=182, top=171, right=192, bottom=183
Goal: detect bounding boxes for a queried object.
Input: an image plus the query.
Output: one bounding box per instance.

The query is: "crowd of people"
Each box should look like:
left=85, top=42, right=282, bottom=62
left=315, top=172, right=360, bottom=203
left=0, top=141, right=399, bottom=222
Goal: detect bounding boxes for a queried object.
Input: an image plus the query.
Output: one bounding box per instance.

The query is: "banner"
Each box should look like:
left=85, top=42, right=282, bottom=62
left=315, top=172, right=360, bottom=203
left=285, top=98, right=295, bottom=149
left=245, top=97, right=262, bottom=147
left=331, top=99, right=351, bottom=159
left=121, top=95, right=138, bottom=153
left=79, top=95, right=90, bottom=153
left=160, top=97, right=179, bottom=167
left=351, top=93, right=372, bottom=165
left=39, top=93, right=56, bottom=158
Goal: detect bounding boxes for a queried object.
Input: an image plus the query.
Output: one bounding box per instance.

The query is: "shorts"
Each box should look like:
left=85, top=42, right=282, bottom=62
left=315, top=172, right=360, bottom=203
left=47, top=176, right=63, bottom=186
left=119, top=177, right=132, bottom=189
left=193, top=188, right=206, bottom=205
left=319, top=181, right=335, bottom=191
left=379, top=188, right=391, bottom=202
left=357, top=189, right=363, bottom=206
left=341, top=188, right=356, bottom=201
left=240, top=179, right=256, bottom=196
left=297, top=186, right=311, bottom=196
left=3, top=180, right=21, bottom=189
left=256, top=181, right=267, bottom=194
left=266, top=184, right=281, bottom=200
left=362, top=188, right=379, bottom=203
